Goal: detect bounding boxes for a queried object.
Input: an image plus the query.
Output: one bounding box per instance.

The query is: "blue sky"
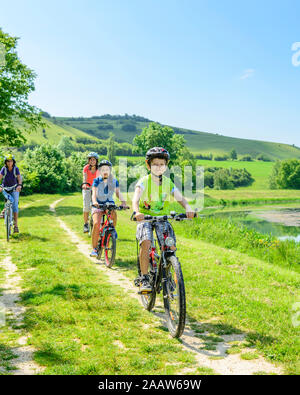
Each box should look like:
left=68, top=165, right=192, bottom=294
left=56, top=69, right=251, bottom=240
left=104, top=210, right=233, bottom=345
left=1, top=0, right=300, bottom=146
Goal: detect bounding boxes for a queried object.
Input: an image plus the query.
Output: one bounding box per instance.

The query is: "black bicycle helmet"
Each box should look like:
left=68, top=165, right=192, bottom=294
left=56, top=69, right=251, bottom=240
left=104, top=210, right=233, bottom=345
left=99, top=159, right=112, bottom=168
left=145, top=147, right=170, bottom=163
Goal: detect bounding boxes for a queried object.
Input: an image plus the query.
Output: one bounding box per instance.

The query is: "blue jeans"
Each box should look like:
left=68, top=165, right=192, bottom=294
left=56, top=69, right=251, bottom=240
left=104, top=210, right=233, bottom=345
left=2, top=190, right=19, bottom=213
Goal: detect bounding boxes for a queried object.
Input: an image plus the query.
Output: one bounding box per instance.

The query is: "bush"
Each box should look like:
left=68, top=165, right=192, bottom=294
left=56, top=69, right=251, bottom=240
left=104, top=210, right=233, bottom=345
left=204, top=167, right=254, bottom=189
left=239, top=155, right=253, bottom=162
left=269, top=159, right=300, bottom=189
left=214, top=154, right=229, bottom=161
left=213, top=169, right=235, bottom=190
left=122, top=123, right=137, bottom=132
left=256, top=154, right=272, bottom=162
left=23, top=144, right=68, bottom=193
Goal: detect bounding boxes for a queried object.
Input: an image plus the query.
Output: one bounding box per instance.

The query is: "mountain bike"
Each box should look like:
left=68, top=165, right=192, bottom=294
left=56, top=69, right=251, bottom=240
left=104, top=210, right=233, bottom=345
left=93, top=203, right=129, bottom=268
left=1, top=185, right=17, bottom=242
left=131, top=211, right=197, bottom=338
left=81, top=182, right=93, bottom=236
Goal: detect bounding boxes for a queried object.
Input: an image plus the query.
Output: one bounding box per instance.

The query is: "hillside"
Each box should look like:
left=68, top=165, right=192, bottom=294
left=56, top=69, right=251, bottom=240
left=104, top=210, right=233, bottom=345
left=22, top=118, right=99, bottom=146
left=55, top=115, right=300, bottom=161
left=21, top=114, right=300, bottom=161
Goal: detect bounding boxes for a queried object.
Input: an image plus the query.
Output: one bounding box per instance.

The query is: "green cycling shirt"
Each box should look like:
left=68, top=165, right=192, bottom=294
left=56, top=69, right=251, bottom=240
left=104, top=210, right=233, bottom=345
left=136, top=174, right=178, bottom=216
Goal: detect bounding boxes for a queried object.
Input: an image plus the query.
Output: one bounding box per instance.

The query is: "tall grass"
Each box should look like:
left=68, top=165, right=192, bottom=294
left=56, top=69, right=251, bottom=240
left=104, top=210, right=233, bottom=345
left=174, top=217, right=300, bottom=273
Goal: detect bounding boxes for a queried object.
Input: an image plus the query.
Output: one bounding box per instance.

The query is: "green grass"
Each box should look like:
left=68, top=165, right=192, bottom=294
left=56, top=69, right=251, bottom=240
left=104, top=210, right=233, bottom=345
left=175, top=216, right=300, bottom=273
left=55, top=193, right=300, bottom=374
left=22, top=118, right=98, bottom=146
left=1, top=196, right=197, bottom=375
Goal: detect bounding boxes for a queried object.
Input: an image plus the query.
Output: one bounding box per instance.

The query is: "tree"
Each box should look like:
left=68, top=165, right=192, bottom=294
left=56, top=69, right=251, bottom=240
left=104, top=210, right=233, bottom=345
left=0, top=28, right=43, bottom=146
left=107, top=132, right=116, bottom=165
left=133, top=122, right=185, bottom=165
left=57, top=136, right=74, bottom=157
left=270, top=159, right=300, bottom=189
left=23, top=144, right=67, bottom=193
left=230, top=148, right=237, bottom=160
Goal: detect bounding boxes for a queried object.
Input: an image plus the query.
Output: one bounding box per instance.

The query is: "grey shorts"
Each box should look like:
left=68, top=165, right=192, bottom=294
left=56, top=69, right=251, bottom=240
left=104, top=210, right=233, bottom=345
left=82, top=189, right=92, bottom=212
left=136, top=221, right=176, bottom=247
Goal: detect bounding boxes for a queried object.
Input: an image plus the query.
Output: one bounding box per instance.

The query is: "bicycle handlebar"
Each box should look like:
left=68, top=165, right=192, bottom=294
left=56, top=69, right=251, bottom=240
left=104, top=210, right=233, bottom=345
left=1, top=184, right=18, bottom=192
left=92, top=203, right=130, bottom=211
left=130, top=211, right=198, bottom=222
left=81, top=182, right=91, bottom=189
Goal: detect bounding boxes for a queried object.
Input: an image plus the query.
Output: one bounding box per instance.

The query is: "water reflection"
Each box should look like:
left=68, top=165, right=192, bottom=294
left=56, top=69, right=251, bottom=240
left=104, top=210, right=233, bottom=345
left=208, top=208, right=300, bottom=242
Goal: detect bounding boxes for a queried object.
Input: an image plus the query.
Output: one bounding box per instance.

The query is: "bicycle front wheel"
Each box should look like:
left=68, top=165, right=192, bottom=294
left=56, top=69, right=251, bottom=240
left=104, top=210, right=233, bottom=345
left=104, top=232, right=116, bottom=268
left=5, top=209, right=11, bottom=242
left=163, top=255, right=186, bottom=338
left=140, top=256, right=158, bottom=312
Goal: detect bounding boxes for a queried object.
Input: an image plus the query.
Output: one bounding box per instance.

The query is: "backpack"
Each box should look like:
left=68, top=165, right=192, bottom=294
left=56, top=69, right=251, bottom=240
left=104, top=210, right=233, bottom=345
left=3, top=166, right=18, bottom=180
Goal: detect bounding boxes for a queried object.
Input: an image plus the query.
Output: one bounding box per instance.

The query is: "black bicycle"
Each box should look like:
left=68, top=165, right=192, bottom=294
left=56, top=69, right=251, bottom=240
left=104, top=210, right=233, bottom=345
left=131, top=211, right=197, bottom=338
left=93, top=203, right=129, bottom=268
left=1, top=184, right=17, bottom=242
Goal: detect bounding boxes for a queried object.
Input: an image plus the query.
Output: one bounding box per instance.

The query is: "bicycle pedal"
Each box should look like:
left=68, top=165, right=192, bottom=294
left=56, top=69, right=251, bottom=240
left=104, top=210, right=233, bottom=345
left=138, top=290, right=152, bottom=295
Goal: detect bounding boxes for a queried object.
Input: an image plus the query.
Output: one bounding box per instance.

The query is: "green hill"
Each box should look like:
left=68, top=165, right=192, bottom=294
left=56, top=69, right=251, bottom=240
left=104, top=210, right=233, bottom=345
left=22, top=118, right=99, bottom=146
left=55, top=114, right=300, bottom=161
left=21, top=114, right=300, bottom=161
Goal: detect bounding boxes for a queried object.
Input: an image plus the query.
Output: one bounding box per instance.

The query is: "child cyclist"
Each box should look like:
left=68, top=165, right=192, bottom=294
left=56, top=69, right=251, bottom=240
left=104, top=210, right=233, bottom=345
left=132, top=147, right=195, bottom=292
left=82, top=152, right=100, bottom=233
left=90, top=159, right=128, bottom=257
left=0, top=154, right=23, bottom=233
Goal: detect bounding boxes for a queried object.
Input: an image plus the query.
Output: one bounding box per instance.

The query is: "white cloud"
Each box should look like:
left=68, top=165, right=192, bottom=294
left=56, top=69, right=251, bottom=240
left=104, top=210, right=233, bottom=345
left=240, top=69, right=255, bottom=80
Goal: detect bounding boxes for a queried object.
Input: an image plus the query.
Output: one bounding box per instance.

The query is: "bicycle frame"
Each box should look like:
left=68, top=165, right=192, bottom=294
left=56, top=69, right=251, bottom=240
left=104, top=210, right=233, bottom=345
left=2, top=185, right=17, bottom=242
left=97, top=210, right=115, bottom=249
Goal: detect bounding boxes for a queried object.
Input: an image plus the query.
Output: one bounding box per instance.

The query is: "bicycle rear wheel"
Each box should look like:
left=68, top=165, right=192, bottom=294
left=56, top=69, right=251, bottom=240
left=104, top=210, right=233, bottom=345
left=163, top=255, right=186, bottom=338
left=104, top=232, right=116, bottom=268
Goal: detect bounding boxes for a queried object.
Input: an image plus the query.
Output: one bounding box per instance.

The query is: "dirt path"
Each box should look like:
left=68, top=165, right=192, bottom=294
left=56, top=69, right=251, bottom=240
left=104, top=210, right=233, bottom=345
left=0, top=199, right=48, bottom=375
left=0, top=254, right=44, bottom=375
left=50, top=199, right=283, bottom=375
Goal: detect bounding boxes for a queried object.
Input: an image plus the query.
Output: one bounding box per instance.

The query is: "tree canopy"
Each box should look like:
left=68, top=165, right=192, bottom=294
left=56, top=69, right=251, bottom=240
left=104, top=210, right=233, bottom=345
left=0, top=28, right=43, bottom=146
left=133, top=122, right=186, bottom=165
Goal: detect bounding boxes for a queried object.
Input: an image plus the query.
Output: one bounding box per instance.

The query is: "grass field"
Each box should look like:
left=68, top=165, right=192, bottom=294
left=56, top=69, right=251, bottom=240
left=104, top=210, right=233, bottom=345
left=56, top=194, right=299, bottom=374
left=0, top=193, right=299, bottom=374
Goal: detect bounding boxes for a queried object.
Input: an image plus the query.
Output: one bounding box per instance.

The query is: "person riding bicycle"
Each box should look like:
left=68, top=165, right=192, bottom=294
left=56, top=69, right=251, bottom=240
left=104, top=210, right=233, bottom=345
left=132, top=147, right=195, bottom=292
left=0, top=154, right=23, bottom=233
left=90, top=159, right=128, bottom=257
left=82, top=152, right=100, bottom=233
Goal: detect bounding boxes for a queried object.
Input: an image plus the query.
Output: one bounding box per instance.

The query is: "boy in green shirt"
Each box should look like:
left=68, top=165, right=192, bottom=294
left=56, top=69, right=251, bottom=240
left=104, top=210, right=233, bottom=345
left=132, top=147, right=195, bottom=292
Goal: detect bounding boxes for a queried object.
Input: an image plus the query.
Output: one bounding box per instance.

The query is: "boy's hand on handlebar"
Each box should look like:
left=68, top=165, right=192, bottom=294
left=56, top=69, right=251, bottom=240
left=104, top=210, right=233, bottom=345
left=135, top=212, right=145, bottom=221
left=186, top=211, right=196, bottom=219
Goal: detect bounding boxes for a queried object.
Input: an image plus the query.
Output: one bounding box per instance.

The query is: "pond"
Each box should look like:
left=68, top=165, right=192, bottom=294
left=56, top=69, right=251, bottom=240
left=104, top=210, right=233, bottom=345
left=207, top=207, right=300, bottom=242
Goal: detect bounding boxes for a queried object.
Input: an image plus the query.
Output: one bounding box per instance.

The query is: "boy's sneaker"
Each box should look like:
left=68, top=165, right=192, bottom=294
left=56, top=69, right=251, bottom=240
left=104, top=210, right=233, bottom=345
left=0, top=209, right=5, bottom=219
left=140, top=274, right=152, bottom=293
left=13, top=226, right=19, bottom=233
left=112, top=229, right=118, bottom=239
left=83, top=223, right=89, bottom=233
left=90, top=248, right=98, bottom=257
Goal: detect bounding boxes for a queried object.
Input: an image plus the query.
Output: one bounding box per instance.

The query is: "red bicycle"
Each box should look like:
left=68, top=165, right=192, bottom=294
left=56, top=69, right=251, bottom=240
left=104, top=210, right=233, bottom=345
left=93, top=203, right=129, bottom=268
